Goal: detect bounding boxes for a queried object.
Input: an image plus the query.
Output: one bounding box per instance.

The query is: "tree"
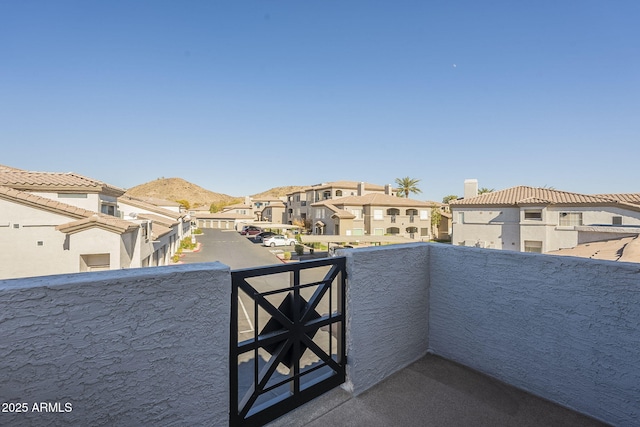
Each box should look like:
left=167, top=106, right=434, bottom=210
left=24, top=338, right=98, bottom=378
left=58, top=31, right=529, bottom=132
left=478, top=187, right=494, bottom=195
left=176, top=199, right=191, bottom=210
left=442, top=195, right=458, bottom=204
left=395, top=177, right=422, bottom=198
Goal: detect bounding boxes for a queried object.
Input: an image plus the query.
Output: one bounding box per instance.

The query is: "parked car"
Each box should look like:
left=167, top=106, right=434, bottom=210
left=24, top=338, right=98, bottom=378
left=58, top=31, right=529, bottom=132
left=240, top=226, right=262, bottom=236
left=255, top=231, right=277, bottom=241
left=262, top=235, right=297, bottom=247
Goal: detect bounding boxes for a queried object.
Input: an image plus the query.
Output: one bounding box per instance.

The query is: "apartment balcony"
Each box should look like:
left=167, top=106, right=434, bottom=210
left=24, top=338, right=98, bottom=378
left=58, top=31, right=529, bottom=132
left=1, top=244, right=638, bottom=426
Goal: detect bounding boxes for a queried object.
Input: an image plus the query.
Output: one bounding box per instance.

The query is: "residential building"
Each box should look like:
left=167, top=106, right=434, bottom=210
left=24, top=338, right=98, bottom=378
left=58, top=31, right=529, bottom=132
left=450, top=182, right=640, bottom=254
left=310, top=193, right=437, bottom=240
left=260, top=200, right=286, bottom=224
left=117, top=195, right=193, bottom=262
left=0, top=166, right=185, bottom=279
left=286, top=181, right=395, bottom=227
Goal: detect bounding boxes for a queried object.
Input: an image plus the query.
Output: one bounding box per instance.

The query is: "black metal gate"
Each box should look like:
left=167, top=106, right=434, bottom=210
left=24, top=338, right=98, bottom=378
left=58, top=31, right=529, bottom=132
left=230, top=257, right=347, bottom=427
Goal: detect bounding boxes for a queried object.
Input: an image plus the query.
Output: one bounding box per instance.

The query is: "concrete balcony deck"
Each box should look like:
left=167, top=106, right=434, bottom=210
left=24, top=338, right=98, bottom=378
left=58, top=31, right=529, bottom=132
left=268, top=354, right=608, bottom=427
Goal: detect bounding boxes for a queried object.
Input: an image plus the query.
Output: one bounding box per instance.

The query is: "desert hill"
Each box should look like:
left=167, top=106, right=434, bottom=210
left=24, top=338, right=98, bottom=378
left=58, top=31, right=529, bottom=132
left=125, top=178, right=238, bottom=208
left=125, top=178, right=308, bottom=208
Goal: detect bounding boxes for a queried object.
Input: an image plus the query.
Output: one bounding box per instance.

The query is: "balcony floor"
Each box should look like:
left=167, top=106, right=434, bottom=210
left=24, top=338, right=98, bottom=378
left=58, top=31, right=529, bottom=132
left=268, top=354, right=610, bottom=427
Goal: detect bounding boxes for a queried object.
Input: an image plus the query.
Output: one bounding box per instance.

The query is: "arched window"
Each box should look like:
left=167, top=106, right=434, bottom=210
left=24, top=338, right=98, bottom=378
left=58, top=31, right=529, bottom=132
left=386, top=227, right=400, bottom=235
left=336, top=190, right=343, bottom=197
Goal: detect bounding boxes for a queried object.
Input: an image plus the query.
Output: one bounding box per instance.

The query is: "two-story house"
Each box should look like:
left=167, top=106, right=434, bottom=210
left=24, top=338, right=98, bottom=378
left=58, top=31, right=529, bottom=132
left=450, top=185, right=640, bottom=253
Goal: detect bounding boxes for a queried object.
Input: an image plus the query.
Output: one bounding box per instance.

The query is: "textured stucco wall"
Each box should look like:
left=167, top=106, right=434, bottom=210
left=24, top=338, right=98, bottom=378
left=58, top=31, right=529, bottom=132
left=343, top=244, right=429, bottom=395
left=0, top=263, right=230, bottom=426
left=428, top=244, right=640, bottom=427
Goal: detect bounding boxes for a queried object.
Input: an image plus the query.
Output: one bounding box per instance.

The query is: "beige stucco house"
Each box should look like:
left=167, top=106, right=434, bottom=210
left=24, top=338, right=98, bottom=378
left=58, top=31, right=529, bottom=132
left=310, top=193, right=437, bottom=240
left=450, top=185, right=640, bottom=254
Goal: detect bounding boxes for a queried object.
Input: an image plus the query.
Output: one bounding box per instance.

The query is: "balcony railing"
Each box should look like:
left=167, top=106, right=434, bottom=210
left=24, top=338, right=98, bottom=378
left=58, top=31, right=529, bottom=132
left=230, top=258, right=347, bottom=427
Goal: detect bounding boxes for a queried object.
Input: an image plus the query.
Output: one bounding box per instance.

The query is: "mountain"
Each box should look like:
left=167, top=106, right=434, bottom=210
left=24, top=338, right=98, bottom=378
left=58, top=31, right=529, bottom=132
left=125, top=178, right=238, bottom=208
left=124, top=178, right=308, bottom=209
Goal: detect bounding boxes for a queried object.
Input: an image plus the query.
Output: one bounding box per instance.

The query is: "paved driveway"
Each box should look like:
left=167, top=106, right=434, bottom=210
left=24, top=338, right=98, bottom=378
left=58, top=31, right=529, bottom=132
left=180, top=228, right=288, bottom=269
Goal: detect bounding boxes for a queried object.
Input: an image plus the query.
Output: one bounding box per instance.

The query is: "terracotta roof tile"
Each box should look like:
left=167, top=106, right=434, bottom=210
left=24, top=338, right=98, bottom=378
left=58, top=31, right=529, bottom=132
left=0, top=170, right=125, bottom=195
left=0, top=185, right=139, bottom=234
left=118, top=196, right=184, bottom=220
left=450, top=186, right=621, bottom=206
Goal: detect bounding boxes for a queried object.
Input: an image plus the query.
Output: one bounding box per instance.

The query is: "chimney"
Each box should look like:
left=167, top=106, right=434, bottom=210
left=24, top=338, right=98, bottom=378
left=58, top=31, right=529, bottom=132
left=385, top=184, right=392, bottom=195
left=357, top=182, right=365, bottom=196
left=464, top=179, right=478, bottom=199
left=244, top=196, right=251, bottom=205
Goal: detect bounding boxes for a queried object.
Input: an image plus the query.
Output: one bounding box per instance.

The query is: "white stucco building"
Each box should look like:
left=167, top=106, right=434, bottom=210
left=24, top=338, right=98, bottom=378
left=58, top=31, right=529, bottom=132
left=0, top=165, right=188, bottom=279
left=450, top=184, right=640, bottom=254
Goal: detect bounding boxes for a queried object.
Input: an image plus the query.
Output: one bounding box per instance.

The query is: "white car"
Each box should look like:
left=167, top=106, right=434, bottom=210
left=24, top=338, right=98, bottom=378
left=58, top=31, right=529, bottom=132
left=262, top=235, right=297, bottom=247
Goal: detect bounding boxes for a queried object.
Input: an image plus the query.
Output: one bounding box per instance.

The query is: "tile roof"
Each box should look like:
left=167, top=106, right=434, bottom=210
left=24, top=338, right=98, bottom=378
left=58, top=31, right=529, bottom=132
left=0, top=169, right=125, bottom=196
left=0, top=164, right=25, bottom=172
left=118, top=196, right=184, bottom=220
left=0, top=185, right=139, bottom=235
left=450, top=186, right=626, bottom=207
left=56, top=214, right=140, bottom=235
left=322, top=203, right=356, bottom=219
left=593, top=193, right=640, bottom=205
left=548, top=236, right=640, bottom=263
left=314, top=193, right=436, bottom=208
left=286, top=181, right=391, bottom=195
left=137, top=213, right=179, bottom=228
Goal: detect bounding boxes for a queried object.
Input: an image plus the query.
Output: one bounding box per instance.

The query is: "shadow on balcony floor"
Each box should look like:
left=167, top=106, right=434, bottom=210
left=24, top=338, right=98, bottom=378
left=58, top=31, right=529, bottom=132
left=267, top=353, right=610, bottom=427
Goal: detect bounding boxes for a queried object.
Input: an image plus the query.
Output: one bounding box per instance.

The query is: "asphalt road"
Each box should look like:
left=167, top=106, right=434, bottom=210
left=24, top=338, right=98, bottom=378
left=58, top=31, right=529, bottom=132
left=180, top=228, right=290, bottom=269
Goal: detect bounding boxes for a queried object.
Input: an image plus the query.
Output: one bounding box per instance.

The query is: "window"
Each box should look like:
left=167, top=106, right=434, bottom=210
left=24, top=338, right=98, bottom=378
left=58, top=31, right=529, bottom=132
left=524, top=240, right=543, bottom=253
left=386, top=227, right=400, bottom=235
left=101, top=204, right=116, bottom=216
left=559, top=212, right=582, bottom=226
left=374, top=228, right=384, bottom=236
left=420, top=228, right=429, bottom=236
left=336, top=190, right=343, bottom=197
left=351, top=209, right=363, bottom=219
left=352, top=228, right=364, bottom=236
left=322, top=191, right=331, bottom=200
left=373, top=209, right=383, bottom=220
left=613, top=216, right=622, bottom=225
left=301, top=201, right=307, bottom=206
left=420, top=210, right=428, bottom=220
left=315, top=209, right=325, bottom=219
left=524, top=210, right=542, bottom=220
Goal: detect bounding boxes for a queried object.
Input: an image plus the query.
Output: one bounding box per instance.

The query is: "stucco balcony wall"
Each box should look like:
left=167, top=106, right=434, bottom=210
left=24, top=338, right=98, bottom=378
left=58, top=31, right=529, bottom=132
left=0, top=263, right=230, bottom=426
left=428, top=244, right=640, bottom=427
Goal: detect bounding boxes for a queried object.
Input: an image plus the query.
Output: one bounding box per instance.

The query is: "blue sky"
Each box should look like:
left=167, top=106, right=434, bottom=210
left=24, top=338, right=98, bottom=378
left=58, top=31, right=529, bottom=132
left=1, top=1, right=639, bottom=202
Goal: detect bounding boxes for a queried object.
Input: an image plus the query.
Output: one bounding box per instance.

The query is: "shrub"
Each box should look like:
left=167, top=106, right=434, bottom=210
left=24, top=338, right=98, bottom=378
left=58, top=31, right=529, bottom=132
left=283, top=252, right=292, bottom=260
left=171, top=254, right=180, bottom=263
left=294, top=244, right=304, bottom=256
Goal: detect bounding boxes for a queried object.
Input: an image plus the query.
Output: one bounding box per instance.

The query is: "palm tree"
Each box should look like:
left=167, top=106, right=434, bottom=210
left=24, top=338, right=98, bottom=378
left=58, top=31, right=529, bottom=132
left=395, top=177, right=422, bottom=198
left=478, top=187, right=494, bottom=195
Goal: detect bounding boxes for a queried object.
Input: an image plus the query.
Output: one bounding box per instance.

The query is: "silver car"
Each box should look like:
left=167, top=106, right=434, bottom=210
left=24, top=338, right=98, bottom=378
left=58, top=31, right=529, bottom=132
left=262, top=235, right=297, bottom=247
